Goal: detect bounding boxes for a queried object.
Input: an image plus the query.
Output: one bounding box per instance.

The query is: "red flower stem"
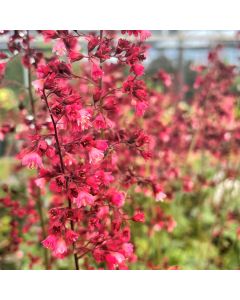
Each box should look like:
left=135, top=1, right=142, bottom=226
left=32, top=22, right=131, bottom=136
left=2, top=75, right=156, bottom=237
left=42, top=90, right=79, bottom=270
left=71, top=73, right=96, bottom=86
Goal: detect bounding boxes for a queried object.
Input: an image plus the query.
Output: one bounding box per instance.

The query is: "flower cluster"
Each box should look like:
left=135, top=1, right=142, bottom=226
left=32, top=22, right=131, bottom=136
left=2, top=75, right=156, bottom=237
left=0, top=30, right=161, bottom=270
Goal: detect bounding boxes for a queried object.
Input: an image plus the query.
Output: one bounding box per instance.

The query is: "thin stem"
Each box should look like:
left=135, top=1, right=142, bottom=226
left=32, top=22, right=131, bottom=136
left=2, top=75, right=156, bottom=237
left=26, top=31, right=36, bottom=120
left=71, top=73, right=96, bottom=86
left=42, top=90, right=79, bottom=270
left=27, top=67, right=36, bottom=119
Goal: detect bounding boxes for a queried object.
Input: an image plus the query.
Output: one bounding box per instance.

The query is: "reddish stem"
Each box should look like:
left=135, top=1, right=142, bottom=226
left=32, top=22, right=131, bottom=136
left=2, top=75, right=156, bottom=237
left=42, top=90, right=79, bottom=270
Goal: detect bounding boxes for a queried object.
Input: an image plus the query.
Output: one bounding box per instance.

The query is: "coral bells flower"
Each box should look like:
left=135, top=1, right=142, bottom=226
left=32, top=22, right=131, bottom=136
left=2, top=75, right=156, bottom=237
left=89, top=147, right=104, bottom=164
left=136, top=101, right=148, bottom=116
left=66, top=230, right=79, bottom=244
left=156, top=191, right=167, bottom=202
left=22, top=152, right=43, bottom=169
left=154, top=184, right=167, bottom=202
left=42, top=234, right=57, bottom=251
left=166, top=218, right=177, bottom=233
left=122, top=243, right=134, bottom=257
left=32, top=79, right=45, bottom=92
left=53, top=238, right=68, bottom=258
left=97, top=206, right=109, bottom=219
left=105, top=252, right=125, bottom=269
left=131, top=64, right=144, bottom=76
left=132, top=211, right=145, bottom=222
left=121, top=30, right=151, bottom=41
left=140, top=30, right=151, bottom=41
left=111, top=190, right=125, bottom=207
left=93, top=114, right=107, bottom=130
left=183, top=178, right=194, bottom=192
left=0, top=62, right=7, bottom=77
left=53, top=39, right=66, bottom=56
left=122, top=76, right=148, bottom=115
left=91, top=62, right=103, bottom=80
left=42, top=235, right=68, bottom=259
left=78, top=109, right=92, bottom=130
left=157, top=69, right=172, bottom=87
left=73, top=191, right=95, bottom=208
left=94, top=140, right=108, bottom=151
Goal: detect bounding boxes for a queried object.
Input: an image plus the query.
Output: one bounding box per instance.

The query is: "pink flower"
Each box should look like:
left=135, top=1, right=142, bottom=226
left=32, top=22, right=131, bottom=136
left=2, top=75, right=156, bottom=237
left=103, top=172, right=114, bottom=185
left=92, top=62, right=103, bottom=80
left=97, top=206, right=109, bottom=219
left=158, top=70, right=172, bottom=87
left=156, top=191, right=167, bottom=202
left=49, top=175, right=66, bottom=193
left=22, top=152, right=43, bottom=169
left=153, top=221, right=165, bottom=232
left=69, top=50, right=84, bottom=62
left=132, top=64, right=144, bottom=76
left=93, top=114, right=106, bottom=129
left=32, top=79, right=45, bottom=91
left=95, top=140, right=108, bottom=151
left=111, top=191, right=125, bottom=207
left=78, top=109, right=92, bottom=130
left=42, top=235, right=67, bottom=259
left=167, top=218, right=177, bottom=233
left=135, top=89, right=147, bottom=101
left=121, top=30, right=151, bottom=41
left=53, top=238, right=68, bottom=258
left=89, top=147, right=104, bottom=164
left=41, top=30, right=57, bottom=41
left=73, top=191, right=95, bottom=208
left=66, top=230, right=79, bottom=244
left=140, top=30, right=151, bottom=41
left=42, top=234, right=57, bottom=251
left=105, top=252, right=125, bottom=269
left=0, top=132, right=4, bottom=141
left=52, top=39, right=66, bottom=56
left=121, top=227, right=131, bottom=242
left=0, top=62, right=6, bottom=76
left=140, top=150, right=152, bottom=160
left=183, top=178, right=194, bottom=192
left=93, top=248, right=105, bottom=263
left=35, top=178, right=46, bottom=188
left=122, top=243, right=134, bottom=257
left=132, top=211, right=145, bottom=222
left=35, top=178, right=46, bottom=194
left=136, top=101, right=148, bottom=116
